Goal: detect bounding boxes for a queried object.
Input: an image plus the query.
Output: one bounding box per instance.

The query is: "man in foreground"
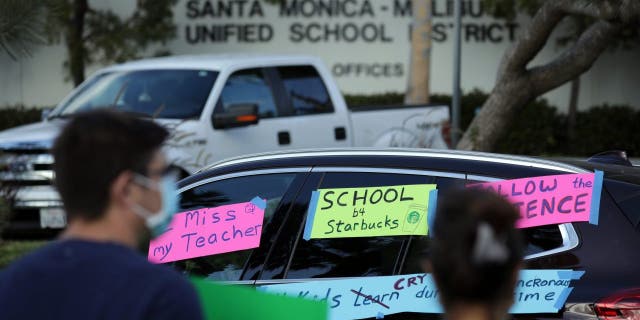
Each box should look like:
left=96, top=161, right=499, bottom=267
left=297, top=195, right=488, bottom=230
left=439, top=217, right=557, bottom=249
left=0, top=110, right=203, bottom=319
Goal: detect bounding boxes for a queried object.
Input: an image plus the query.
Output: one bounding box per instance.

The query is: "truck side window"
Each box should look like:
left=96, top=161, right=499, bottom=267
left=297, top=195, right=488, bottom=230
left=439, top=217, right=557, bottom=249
left=219, top=68, right=279, bottom=118
left=170, top=173, right=297, bottom=281
left=277, top=66, right=334, bottom=115
left=284, top=172, right=435, bottom=279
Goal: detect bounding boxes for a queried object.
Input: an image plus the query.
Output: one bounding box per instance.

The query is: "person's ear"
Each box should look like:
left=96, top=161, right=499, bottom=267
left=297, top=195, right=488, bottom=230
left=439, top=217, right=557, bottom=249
left=420, top=258, right=433, bottom=273
left=111, top=171, right=134, bottom=208
left=513, top=262, right=524, bottom=280
left=506, top=262, right=525, bottom=305
left=428, top=263, right=448, bottom=311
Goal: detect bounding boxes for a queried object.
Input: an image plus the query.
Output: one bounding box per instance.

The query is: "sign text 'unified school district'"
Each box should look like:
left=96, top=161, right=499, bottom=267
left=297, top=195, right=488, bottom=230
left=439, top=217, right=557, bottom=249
left=148, top=197, right=266, bottom=263
left=303, top=184, right=437, bottom=240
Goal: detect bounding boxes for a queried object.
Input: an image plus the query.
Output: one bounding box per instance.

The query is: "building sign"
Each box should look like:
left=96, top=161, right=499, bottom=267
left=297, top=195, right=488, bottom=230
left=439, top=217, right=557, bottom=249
left=11, top=0, right=633, bottom=111
left=178, top=0, right=519, bottom=88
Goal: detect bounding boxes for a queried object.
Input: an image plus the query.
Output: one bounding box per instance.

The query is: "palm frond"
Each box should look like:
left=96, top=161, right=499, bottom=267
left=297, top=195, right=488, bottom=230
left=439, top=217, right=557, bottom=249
left=0, top=0, right=50, bottom=60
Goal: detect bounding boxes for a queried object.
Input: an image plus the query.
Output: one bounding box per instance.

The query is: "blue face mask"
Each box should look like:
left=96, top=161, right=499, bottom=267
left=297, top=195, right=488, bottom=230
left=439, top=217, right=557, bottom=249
left=131, top=173, right=180, bottom=238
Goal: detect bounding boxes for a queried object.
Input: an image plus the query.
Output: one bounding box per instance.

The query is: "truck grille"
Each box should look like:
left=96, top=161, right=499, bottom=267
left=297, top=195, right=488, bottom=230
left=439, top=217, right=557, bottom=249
left=0, top=150, right=53, bottom=188
left=1, top=147, right=64, bottom=236
left=0, top=151, right=59, bottom=206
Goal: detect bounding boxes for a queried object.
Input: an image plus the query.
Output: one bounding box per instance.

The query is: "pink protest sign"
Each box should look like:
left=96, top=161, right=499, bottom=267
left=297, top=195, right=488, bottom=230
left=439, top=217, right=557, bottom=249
left=469, top=171, right=603, bottom=229
left=148, top=197, right=266, bottom=263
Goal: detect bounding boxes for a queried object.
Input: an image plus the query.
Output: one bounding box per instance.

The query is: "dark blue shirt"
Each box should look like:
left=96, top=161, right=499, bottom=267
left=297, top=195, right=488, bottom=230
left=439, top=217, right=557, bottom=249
left=0, top=239, right=203, bottom=320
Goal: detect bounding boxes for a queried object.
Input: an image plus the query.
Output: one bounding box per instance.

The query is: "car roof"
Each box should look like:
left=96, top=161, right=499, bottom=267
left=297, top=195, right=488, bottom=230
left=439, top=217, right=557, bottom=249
left=179, top=149, right=589, bottom=188
left=201, top=148, right=585, bottom=173
left=99, top=53, right=322, bottom=72
left=553, top=158, right=640, bottom=185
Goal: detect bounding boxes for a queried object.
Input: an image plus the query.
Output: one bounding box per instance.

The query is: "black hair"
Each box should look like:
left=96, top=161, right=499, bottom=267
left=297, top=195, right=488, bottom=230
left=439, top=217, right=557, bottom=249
left=431, top=188, right=524, bottom=309
left=52, top=109, right=169, bottom=221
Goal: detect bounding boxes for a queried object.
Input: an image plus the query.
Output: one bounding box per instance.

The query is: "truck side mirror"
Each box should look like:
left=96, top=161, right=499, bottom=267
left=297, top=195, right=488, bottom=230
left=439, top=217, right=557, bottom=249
left=212, top=103, right=259, bottom=129
left=41, top=108, right=53, bottom=121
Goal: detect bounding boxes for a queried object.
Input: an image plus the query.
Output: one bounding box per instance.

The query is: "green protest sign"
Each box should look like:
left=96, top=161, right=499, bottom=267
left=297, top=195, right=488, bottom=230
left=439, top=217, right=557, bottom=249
left=191, top=277, right=328, bottom=320
left=303, top=184, right=438, bottom=240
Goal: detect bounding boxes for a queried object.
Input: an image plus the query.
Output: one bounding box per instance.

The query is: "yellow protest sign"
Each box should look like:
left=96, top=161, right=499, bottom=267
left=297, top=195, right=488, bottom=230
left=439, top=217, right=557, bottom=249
left=303, top=184, right=438, bottom=240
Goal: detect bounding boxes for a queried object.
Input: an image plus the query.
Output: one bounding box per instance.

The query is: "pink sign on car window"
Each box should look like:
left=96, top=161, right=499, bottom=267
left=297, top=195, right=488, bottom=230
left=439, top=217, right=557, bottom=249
left=468, top=171, right=603, bottom=229
left=148, top=197, right=266, bottom=263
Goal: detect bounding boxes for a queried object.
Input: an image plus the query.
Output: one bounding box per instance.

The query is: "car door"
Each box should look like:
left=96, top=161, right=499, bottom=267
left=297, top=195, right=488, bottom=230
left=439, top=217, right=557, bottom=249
left=255, top=167, right=468, bottom=284
left=403, top=173, right=580, bottom=269
left=396, top=174, right=581, bottom=320
left=167, top=168, right=309, bottom=284
left=255, top=165, right=587, bottom=319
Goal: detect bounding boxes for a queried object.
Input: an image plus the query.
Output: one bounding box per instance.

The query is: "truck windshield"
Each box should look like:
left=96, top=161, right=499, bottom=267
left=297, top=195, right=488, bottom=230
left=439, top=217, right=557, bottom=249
left=53, top=69, right=218, bottom=119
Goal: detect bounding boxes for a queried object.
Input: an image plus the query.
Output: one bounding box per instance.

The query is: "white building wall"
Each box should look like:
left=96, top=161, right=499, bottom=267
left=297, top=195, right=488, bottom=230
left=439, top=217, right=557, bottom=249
left=0, top=0, right=638, bottom=112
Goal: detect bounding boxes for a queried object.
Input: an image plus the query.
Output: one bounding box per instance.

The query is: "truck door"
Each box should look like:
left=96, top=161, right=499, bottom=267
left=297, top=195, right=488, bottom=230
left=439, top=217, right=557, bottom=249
left=269, top=65, right=351, bottom=149
left=205, top=67, right=296, bottom=161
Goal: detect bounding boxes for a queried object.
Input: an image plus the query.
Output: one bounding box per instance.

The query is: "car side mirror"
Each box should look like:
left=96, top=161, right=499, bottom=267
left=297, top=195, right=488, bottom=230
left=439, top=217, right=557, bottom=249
left=212, top=103, right=259, bottom=129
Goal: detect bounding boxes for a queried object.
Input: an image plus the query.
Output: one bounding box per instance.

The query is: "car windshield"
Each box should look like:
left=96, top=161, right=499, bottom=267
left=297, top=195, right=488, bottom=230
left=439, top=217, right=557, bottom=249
left=53, top=69, right=218, bottom=119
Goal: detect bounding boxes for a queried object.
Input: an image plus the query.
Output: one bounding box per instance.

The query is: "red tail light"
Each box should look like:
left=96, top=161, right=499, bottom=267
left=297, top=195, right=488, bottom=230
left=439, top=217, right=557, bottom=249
left=594, top=288, right=640, bottom=320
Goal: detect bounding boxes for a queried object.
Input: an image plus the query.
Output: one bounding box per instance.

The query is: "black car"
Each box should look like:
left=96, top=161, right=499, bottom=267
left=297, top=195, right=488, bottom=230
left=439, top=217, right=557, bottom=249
left=170, top=149, right=640, bottom=319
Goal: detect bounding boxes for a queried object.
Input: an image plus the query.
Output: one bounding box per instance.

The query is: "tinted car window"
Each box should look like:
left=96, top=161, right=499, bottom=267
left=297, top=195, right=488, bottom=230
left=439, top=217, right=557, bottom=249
left=465, top=179, right=565, bottom=256
left=285, top=172, right=435, bottom=279
left=171, top=173, right=296, bottom=281
left=400, top=176, right=466, bottom=273
left=219, top=68, right=278, bottom=118
left=402, top=177, right=566, bottom=274
left=604, top=179, right=640, bottom=228
left=277, top=66, right=334, bottom=115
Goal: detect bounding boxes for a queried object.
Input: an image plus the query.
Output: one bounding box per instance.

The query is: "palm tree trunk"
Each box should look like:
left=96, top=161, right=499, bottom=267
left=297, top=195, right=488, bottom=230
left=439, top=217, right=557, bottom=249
left=405, top=0, right=432, bottom=105
left=66, top=0, right=88, bottom=86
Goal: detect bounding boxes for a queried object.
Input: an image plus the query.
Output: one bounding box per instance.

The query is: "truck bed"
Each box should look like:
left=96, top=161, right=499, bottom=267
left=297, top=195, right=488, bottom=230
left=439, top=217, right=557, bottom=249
left=348, top=104, right=450, bottom=149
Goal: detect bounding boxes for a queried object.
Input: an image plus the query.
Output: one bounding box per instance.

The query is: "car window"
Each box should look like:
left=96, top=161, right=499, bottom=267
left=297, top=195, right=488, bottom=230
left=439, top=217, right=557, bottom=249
left=284, top=172, right=436, bottom=279
left=219, top=68, right=278, bottom=118
left=604, top=179, right=640, bottom=228
left=468, top=179, right=565, bottom=258
left=401, top=177, right=566, bottom=274
left=465, top=178, right=566, bottom=257
left=277, top=66, right=334, bottom=115
left=399, top=176, right=466, bottom=273
left=171, top=173, right=297, bottom=281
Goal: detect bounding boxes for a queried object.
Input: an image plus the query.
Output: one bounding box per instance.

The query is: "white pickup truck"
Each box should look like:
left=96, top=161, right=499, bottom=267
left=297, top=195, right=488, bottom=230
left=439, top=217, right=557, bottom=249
left=0, top=54, right=449, bottom=236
